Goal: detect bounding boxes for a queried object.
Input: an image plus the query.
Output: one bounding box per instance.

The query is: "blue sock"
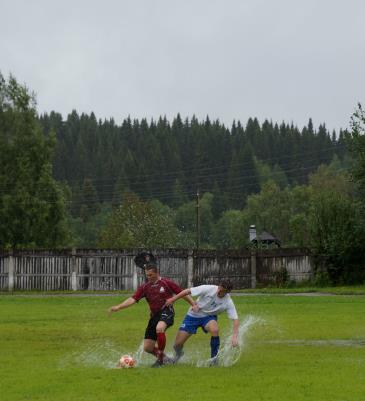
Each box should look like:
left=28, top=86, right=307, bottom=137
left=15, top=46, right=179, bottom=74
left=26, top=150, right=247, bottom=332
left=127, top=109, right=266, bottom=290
left=210, top=336, right=220, bottom=358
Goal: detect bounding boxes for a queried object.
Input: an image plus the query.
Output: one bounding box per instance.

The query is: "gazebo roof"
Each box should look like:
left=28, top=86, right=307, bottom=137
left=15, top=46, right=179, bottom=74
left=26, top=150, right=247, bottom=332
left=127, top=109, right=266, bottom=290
left=251, top=230, right=281, bottom=246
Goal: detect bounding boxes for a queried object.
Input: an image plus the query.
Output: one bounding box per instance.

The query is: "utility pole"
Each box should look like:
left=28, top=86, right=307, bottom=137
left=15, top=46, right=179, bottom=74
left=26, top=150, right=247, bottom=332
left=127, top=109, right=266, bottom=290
left=196, top=189, right=200, bottom=249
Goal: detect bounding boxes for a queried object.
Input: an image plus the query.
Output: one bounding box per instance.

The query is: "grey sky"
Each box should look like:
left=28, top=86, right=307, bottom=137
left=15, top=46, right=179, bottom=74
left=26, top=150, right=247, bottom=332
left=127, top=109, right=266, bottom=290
left=1, top=0, right=365, bottom=132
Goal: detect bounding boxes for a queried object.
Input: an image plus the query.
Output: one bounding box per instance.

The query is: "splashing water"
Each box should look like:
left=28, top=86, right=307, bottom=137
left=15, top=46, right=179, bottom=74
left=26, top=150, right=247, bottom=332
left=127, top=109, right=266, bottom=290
left=195, top=314, right=264, bottom=367
left=59, top=339, right=122, bottom=369
left=59, top=315, right=264, bottom=369
left=59, top=339, right=154, bottom=369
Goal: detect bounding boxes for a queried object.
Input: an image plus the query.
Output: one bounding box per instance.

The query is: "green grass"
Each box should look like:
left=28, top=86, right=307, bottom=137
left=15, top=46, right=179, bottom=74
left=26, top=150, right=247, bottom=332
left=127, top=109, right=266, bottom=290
left=2, top=284, right=365, bottom=296
left=0, top=294, right=365, bottom=401
left=234, top=284, right=365, bottom=295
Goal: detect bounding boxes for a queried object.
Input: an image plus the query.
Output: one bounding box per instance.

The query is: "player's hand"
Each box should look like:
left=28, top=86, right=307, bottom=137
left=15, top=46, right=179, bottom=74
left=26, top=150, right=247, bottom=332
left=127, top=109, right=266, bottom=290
left=191, top=302, right=200, bottom=313
left=164, top=298, right=174, bottom=307
left=108, top=306, right=119, bottom=314
left=232, top=335, right=239, bottom=347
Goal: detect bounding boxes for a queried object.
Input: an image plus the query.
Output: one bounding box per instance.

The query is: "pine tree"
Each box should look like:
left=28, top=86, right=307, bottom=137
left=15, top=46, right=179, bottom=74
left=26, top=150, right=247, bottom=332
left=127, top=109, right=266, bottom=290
left=171, top=179, right=188, bottom=208
left=79, top=178, right=100, bottom=222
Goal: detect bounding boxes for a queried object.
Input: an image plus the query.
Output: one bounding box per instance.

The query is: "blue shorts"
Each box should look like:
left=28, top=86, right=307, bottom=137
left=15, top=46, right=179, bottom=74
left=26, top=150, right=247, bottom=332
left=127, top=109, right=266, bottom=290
left=179, top=314, right=217, bottom=334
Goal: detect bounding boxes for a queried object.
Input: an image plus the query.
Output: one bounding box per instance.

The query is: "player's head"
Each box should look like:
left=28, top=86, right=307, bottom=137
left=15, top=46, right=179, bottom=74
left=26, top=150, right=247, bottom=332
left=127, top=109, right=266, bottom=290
left=145, top=262, right=159, bottom=282
left=217, top=280, right=233, bottom=298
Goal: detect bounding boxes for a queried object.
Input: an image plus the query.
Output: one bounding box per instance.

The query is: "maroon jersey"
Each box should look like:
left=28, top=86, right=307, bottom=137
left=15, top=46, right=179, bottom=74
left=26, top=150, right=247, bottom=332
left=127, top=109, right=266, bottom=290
left=132, top=277, right=183, bottom=314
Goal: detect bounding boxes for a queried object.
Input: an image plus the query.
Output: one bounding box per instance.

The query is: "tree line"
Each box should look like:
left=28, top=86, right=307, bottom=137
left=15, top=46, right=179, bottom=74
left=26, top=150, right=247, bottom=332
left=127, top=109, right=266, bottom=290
left=38, top=108, right=348, bottom=212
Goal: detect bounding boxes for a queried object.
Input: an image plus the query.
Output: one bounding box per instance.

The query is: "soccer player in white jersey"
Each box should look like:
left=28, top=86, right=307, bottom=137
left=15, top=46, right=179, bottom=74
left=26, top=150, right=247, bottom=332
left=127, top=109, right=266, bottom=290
left=165, top=280, right=239, bottom=365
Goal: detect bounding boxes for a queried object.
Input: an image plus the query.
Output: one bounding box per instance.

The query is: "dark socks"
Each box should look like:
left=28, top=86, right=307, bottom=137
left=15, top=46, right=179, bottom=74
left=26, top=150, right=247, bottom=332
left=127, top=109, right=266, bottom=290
left=174, top=344, right=184, bottom=356
left=210, top=336, right=220, bottom=358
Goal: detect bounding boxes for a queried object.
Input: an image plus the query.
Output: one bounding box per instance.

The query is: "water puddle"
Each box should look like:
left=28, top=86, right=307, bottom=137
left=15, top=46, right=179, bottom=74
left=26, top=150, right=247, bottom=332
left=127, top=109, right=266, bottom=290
left=59, top=314, right=263, bottom=369
left=260, top=339, right=365, bottom=347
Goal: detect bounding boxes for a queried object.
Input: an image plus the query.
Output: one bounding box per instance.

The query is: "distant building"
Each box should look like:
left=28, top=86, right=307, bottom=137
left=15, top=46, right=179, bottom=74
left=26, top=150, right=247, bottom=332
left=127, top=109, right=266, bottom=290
left=249, top=225, right=281, bottom=248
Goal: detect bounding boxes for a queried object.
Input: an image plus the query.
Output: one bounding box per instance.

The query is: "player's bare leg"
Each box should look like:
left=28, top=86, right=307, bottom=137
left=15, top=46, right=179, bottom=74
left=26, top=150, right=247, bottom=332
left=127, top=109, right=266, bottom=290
left=172, top=330, right=192, bottom=363
left=143, top=339, right=157, bottom=355
left=144, top=338, right=166, bottom=368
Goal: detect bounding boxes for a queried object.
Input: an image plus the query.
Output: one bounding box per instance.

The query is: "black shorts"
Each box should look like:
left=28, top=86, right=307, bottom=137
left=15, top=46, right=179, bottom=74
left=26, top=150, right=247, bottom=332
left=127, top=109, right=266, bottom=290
left=144, top=306, right=175, bottom=341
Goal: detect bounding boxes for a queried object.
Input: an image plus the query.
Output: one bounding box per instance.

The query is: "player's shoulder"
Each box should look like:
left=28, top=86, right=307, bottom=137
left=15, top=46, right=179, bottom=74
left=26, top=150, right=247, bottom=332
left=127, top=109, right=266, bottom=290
left=192, top=284, right=217, bottom=294
left=225, top=294, right=236, bottom=306
left=204, top=284, right=218, bottom=291
left=137, top=281, right=149, bottom=291
left=160, top=277, right=178, bottom=286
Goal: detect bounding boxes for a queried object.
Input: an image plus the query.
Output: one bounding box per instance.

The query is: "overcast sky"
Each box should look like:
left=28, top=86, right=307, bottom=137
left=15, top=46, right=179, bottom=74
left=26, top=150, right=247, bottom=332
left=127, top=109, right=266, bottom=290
left=1, top=0, right=365, bottom=132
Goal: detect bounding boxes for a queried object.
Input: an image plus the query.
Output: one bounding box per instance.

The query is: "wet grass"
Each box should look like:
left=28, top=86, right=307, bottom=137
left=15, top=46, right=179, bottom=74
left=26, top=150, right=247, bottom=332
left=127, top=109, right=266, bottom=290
left=234, top=285, right=365, bottom=295
left=0, top=294, right=364, bottom=401
left=1, top=284, right=365, bottom=296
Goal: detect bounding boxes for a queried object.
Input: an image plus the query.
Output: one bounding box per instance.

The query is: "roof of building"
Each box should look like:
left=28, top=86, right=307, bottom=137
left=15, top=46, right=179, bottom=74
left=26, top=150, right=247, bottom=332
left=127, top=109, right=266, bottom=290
left=251, top=230, right=281, bottom=246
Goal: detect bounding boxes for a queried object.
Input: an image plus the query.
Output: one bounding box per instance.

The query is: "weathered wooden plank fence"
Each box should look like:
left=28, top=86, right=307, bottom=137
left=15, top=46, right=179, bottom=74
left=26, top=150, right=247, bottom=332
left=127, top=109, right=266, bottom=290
left=0, top=248, right=313, bottom=291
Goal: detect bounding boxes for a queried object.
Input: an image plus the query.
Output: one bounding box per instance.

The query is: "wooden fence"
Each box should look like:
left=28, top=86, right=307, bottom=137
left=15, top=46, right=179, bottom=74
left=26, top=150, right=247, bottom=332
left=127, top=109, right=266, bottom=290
left=0, top=248, right=313, bottom=291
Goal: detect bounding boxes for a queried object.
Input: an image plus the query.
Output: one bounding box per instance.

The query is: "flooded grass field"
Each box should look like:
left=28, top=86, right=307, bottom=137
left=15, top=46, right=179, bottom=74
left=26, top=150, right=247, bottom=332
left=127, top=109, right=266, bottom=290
left=0, top=294, right=364, bottom=400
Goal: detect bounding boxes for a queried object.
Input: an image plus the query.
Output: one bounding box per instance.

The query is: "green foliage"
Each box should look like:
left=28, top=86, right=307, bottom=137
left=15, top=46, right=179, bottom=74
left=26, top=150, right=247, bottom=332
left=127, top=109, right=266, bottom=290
left=244, top=181, right=310, bottom=245
left=171, top=178, right=188, bottom=208
left=226, top=142, right=260, bottom=209
left=3, top=72, right=363, bottom=277
left=0, top=73, right=69, bottom=247
left=346, top=103, right=365, bottom=214
left=68, top=203, right=112, bottom=247
left=347, top=103, right=365, bottom=182
left=211, top=181, right=227, bottom=219
left=174, top=199, right=196, bottom=234
left=99, top=193, right=188, bottom=248
left=174, top=192, right=215, bottom=248
left=37, top=109, right=343, bottom=212
left=272, top=265, right=290, bottom=287
left=308, top=189, right=365, bottom=284
left=256, top=160, right=288, bottom=189
left=35, top=107, right=348, bottom=250
left=79, top=178, right=101, bottom=222
left=212, top=209, right=248, bottom=249
left=307, top=163, right=365, bottom=283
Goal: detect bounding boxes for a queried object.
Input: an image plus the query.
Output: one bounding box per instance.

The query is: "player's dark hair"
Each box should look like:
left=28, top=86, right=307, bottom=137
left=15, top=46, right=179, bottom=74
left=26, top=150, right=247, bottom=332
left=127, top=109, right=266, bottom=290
left=219, top=280, right=233, bottom=292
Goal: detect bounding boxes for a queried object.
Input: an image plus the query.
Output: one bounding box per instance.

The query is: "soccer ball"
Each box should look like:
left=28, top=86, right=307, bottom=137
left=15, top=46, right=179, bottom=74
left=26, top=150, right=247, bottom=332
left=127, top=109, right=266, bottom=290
left=118, top=354, right=136, bottom=368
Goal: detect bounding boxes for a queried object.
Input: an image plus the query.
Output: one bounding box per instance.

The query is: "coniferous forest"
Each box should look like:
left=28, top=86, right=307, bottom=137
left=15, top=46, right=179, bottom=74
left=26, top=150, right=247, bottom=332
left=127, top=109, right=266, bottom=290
left=39, top=110, right=347, bottom=210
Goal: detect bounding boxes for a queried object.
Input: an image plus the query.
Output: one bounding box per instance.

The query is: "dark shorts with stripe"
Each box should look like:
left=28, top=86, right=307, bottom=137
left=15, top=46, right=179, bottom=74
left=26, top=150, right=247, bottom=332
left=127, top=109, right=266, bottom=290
left=144, top=306, right=175, bottom=341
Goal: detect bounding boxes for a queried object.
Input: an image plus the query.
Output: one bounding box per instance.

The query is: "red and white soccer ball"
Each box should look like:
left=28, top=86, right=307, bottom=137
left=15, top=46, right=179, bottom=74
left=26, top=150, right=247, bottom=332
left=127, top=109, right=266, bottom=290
left=118, top=354, right=136, bottom=368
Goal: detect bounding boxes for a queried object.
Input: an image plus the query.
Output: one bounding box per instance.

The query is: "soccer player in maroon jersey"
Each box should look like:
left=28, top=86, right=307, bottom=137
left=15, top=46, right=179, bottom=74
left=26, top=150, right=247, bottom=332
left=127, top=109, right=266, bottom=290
left=109, top=261, right=196, bottom=367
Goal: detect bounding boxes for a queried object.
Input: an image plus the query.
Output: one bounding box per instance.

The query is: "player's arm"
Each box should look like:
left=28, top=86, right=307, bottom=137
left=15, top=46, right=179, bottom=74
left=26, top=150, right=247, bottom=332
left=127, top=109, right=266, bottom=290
left=165, top=288, right=192, bottom=306
left=182, top=294, right=196, bottom=307
left=165, top=280, right=198, bottom=308
left=231, top=319, right=239, bottom=347
left=165, top=289, right=199, bottom=312
left=109, top=297, right=136, bottom=313
left=226, top=299, right=239, bottom=346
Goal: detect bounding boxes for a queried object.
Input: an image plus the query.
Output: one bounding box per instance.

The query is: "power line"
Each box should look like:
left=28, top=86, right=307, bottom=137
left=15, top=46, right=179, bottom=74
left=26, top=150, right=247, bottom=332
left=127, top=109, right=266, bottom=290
left=51, top=142, right=346, bottom=186
left=0, top=143, right=347, bottom=196
left=0, top=166, right=352, bottom=207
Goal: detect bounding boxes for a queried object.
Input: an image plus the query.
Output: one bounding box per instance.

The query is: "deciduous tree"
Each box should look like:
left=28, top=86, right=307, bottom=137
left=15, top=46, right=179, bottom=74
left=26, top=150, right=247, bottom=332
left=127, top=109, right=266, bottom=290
left=0, top=73, right=68, bottom=247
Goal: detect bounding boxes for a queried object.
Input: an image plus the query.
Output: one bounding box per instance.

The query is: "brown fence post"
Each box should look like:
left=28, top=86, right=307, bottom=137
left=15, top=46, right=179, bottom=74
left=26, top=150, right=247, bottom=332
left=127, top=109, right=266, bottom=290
left=250, top=250, right=257, bottom=289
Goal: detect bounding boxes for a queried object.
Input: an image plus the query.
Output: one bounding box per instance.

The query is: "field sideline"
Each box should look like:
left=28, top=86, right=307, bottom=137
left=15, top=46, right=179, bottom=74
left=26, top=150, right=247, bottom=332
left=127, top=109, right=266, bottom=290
left=0, top=293, right=364, bottom=401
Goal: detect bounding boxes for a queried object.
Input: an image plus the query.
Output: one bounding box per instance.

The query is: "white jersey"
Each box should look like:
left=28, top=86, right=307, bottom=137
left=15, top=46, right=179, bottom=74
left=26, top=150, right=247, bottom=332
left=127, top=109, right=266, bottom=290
left=187, top=285, right=238, bottom=320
